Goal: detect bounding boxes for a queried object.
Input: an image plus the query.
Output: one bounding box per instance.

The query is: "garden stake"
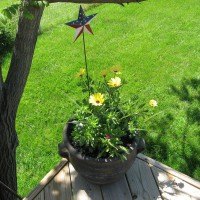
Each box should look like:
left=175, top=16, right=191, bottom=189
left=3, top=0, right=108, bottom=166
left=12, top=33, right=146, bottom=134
left=65, top=5, right=97, bottom=97
left=82, top=31, right=90, bottom=96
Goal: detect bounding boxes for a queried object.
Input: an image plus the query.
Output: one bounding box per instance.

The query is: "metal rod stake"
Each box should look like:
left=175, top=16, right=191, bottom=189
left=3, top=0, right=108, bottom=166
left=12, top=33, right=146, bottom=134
left=82, top=32, right=90, bottom=97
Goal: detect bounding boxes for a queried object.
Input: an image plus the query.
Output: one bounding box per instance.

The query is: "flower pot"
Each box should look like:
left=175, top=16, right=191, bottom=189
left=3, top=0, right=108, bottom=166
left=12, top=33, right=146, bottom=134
left=58, top=120, right=145, bottom=185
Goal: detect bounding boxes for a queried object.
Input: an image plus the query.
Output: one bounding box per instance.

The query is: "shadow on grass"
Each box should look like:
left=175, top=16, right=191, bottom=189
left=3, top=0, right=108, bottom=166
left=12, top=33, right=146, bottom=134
left=171, top=78, right=200, bottom=180
left=144, top=113, right=174, bottom=161
left=145, top=77, right=200, bottom=180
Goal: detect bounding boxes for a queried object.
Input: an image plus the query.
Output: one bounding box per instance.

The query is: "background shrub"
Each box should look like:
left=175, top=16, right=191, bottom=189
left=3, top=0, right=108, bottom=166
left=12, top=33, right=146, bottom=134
left=0, top=27, right=14, bottom=58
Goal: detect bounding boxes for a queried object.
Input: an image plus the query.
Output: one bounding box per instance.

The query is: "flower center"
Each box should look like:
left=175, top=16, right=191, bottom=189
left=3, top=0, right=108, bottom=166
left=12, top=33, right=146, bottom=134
left=96, top=100, right=100, bottom=104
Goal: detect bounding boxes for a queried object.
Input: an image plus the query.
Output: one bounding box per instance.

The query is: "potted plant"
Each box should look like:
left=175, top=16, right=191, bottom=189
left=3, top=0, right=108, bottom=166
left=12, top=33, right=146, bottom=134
left=58, top=66, right=157, bottom=184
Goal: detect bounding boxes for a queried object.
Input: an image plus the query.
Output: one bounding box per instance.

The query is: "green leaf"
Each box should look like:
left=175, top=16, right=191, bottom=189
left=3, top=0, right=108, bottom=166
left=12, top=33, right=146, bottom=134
left=2, top=9, right=12, bottom=20
left=119, top=146, right=128, bottom=153
left=9, top=6, right=18, bottom=15
left=12, top=4, right=20, bottom=10
left=29, top=1, right=38, bottom=6
left=43, top=1, right=49, bottom=7
left=0, top=13, right=7, bottom=25
left=37, top=1, right=44, bottom=7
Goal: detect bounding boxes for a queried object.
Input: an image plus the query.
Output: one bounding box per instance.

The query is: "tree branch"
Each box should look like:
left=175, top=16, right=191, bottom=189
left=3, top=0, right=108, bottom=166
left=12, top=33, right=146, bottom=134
left=5, top=1, right=44, bottom=114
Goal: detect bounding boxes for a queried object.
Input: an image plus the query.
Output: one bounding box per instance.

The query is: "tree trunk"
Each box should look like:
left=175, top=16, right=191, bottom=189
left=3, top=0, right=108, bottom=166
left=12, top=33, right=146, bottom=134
left=0, top=1, right=44, bottom=199
left=0, top=109, right=18, bottom=200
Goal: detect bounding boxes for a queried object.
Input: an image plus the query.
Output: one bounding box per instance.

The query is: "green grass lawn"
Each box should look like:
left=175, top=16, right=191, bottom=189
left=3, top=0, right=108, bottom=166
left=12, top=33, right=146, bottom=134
left=2, top=0, right=200, bottom=196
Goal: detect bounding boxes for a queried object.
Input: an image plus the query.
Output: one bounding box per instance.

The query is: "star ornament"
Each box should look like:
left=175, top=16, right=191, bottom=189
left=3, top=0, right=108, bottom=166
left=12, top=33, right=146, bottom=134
left=66, top=5, right=97, bottom=42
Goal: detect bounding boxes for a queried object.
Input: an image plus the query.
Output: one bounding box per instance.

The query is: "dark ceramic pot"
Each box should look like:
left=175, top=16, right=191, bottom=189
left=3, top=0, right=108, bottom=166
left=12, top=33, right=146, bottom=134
left=58, top=120, right=145, bottom=185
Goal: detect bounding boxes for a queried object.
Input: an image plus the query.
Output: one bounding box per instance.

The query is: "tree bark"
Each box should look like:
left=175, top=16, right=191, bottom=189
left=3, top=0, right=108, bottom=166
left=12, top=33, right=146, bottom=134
left=0, top=1, right=44, bottom=199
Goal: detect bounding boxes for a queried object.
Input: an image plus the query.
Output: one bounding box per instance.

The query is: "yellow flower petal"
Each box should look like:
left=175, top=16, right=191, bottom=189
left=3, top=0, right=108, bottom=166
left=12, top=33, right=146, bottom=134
left=149, top=100, right=158, bottom=107
left=108, top=77, right=122, bottom=88
left=89, top=93, right=105, bottom=106
left=111, top=66, right=122, bottom=74
left=76, top=68, right=85, bottom=78
left=100, top=69, right=108, bottom=78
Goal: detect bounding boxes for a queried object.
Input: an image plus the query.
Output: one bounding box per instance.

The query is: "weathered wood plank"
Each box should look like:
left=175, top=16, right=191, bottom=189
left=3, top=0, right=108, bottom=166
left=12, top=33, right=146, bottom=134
left=24, top=155, right=200, bottom=200
left=33, top=190, right=45, bottom=200
left=126, top=158, right=162, bottom=200
left=151, top=166, right=200, bottom=200
left=23, top=159, right=68, bottom=200
left=44, top=164, right=72, bottom=200
left=137, top=154, right=200, bottom=190
left=101, top=176, right=132, bottom=200
left=61, top=164, right=72, bottom=200
left=69, top=163, right=103, bottom=200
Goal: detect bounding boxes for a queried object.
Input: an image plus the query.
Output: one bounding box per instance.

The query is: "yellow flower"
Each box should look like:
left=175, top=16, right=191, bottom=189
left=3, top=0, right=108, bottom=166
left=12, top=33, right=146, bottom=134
left=111, top=66, right=122, bottom=74
left=76, top=68, right=85, bottom=78
left=100, top=69, right=108, bottom=78
left=149, top=100, right=158, bottom=107
left=108, top=77, right=122, bottom=88
left=89, top=93, right=105, bottom=106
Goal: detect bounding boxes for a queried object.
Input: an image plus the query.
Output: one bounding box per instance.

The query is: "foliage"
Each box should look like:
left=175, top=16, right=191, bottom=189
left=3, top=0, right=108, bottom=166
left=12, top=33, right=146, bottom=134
left=0, top=9, right=16, bottom=58
left=1, top=3, right=20, bottom=20
left=0, top=0, right=50, bottom=59
left=0, top=1, right=49, bottom=23
left=0, top=2, right=19, bottom=59
left=23, top=1, right=49, bottom=20
left=0, top=28, right=14, bottom=58
left=71, top=66, right=157, bottom=160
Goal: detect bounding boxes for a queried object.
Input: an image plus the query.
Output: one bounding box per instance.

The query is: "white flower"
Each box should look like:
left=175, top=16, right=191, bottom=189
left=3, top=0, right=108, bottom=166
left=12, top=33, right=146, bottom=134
left=149, top=100, right=158, bottom=107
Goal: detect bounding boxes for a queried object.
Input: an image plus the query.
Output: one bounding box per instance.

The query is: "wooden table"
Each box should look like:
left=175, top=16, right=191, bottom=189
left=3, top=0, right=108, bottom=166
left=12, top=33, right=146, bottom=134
left=24, top=154, right=200, bottom=200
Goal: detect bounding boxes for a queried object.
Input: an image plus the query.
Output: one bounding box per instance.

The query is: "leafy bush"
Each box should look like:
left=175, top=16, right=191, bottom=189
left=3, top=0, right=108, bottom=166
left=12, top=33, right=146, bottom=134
left=0, top=2, right=20, bottom=58
left=0, top=28, right=14, bottom=58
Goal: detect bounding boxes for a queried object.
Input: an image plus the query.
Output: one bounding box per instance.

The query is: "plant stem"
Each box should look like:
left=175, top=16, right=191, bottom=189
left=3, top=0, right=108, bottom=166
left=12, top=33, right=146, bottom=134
left=82, top=32, right=90, bottom=97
